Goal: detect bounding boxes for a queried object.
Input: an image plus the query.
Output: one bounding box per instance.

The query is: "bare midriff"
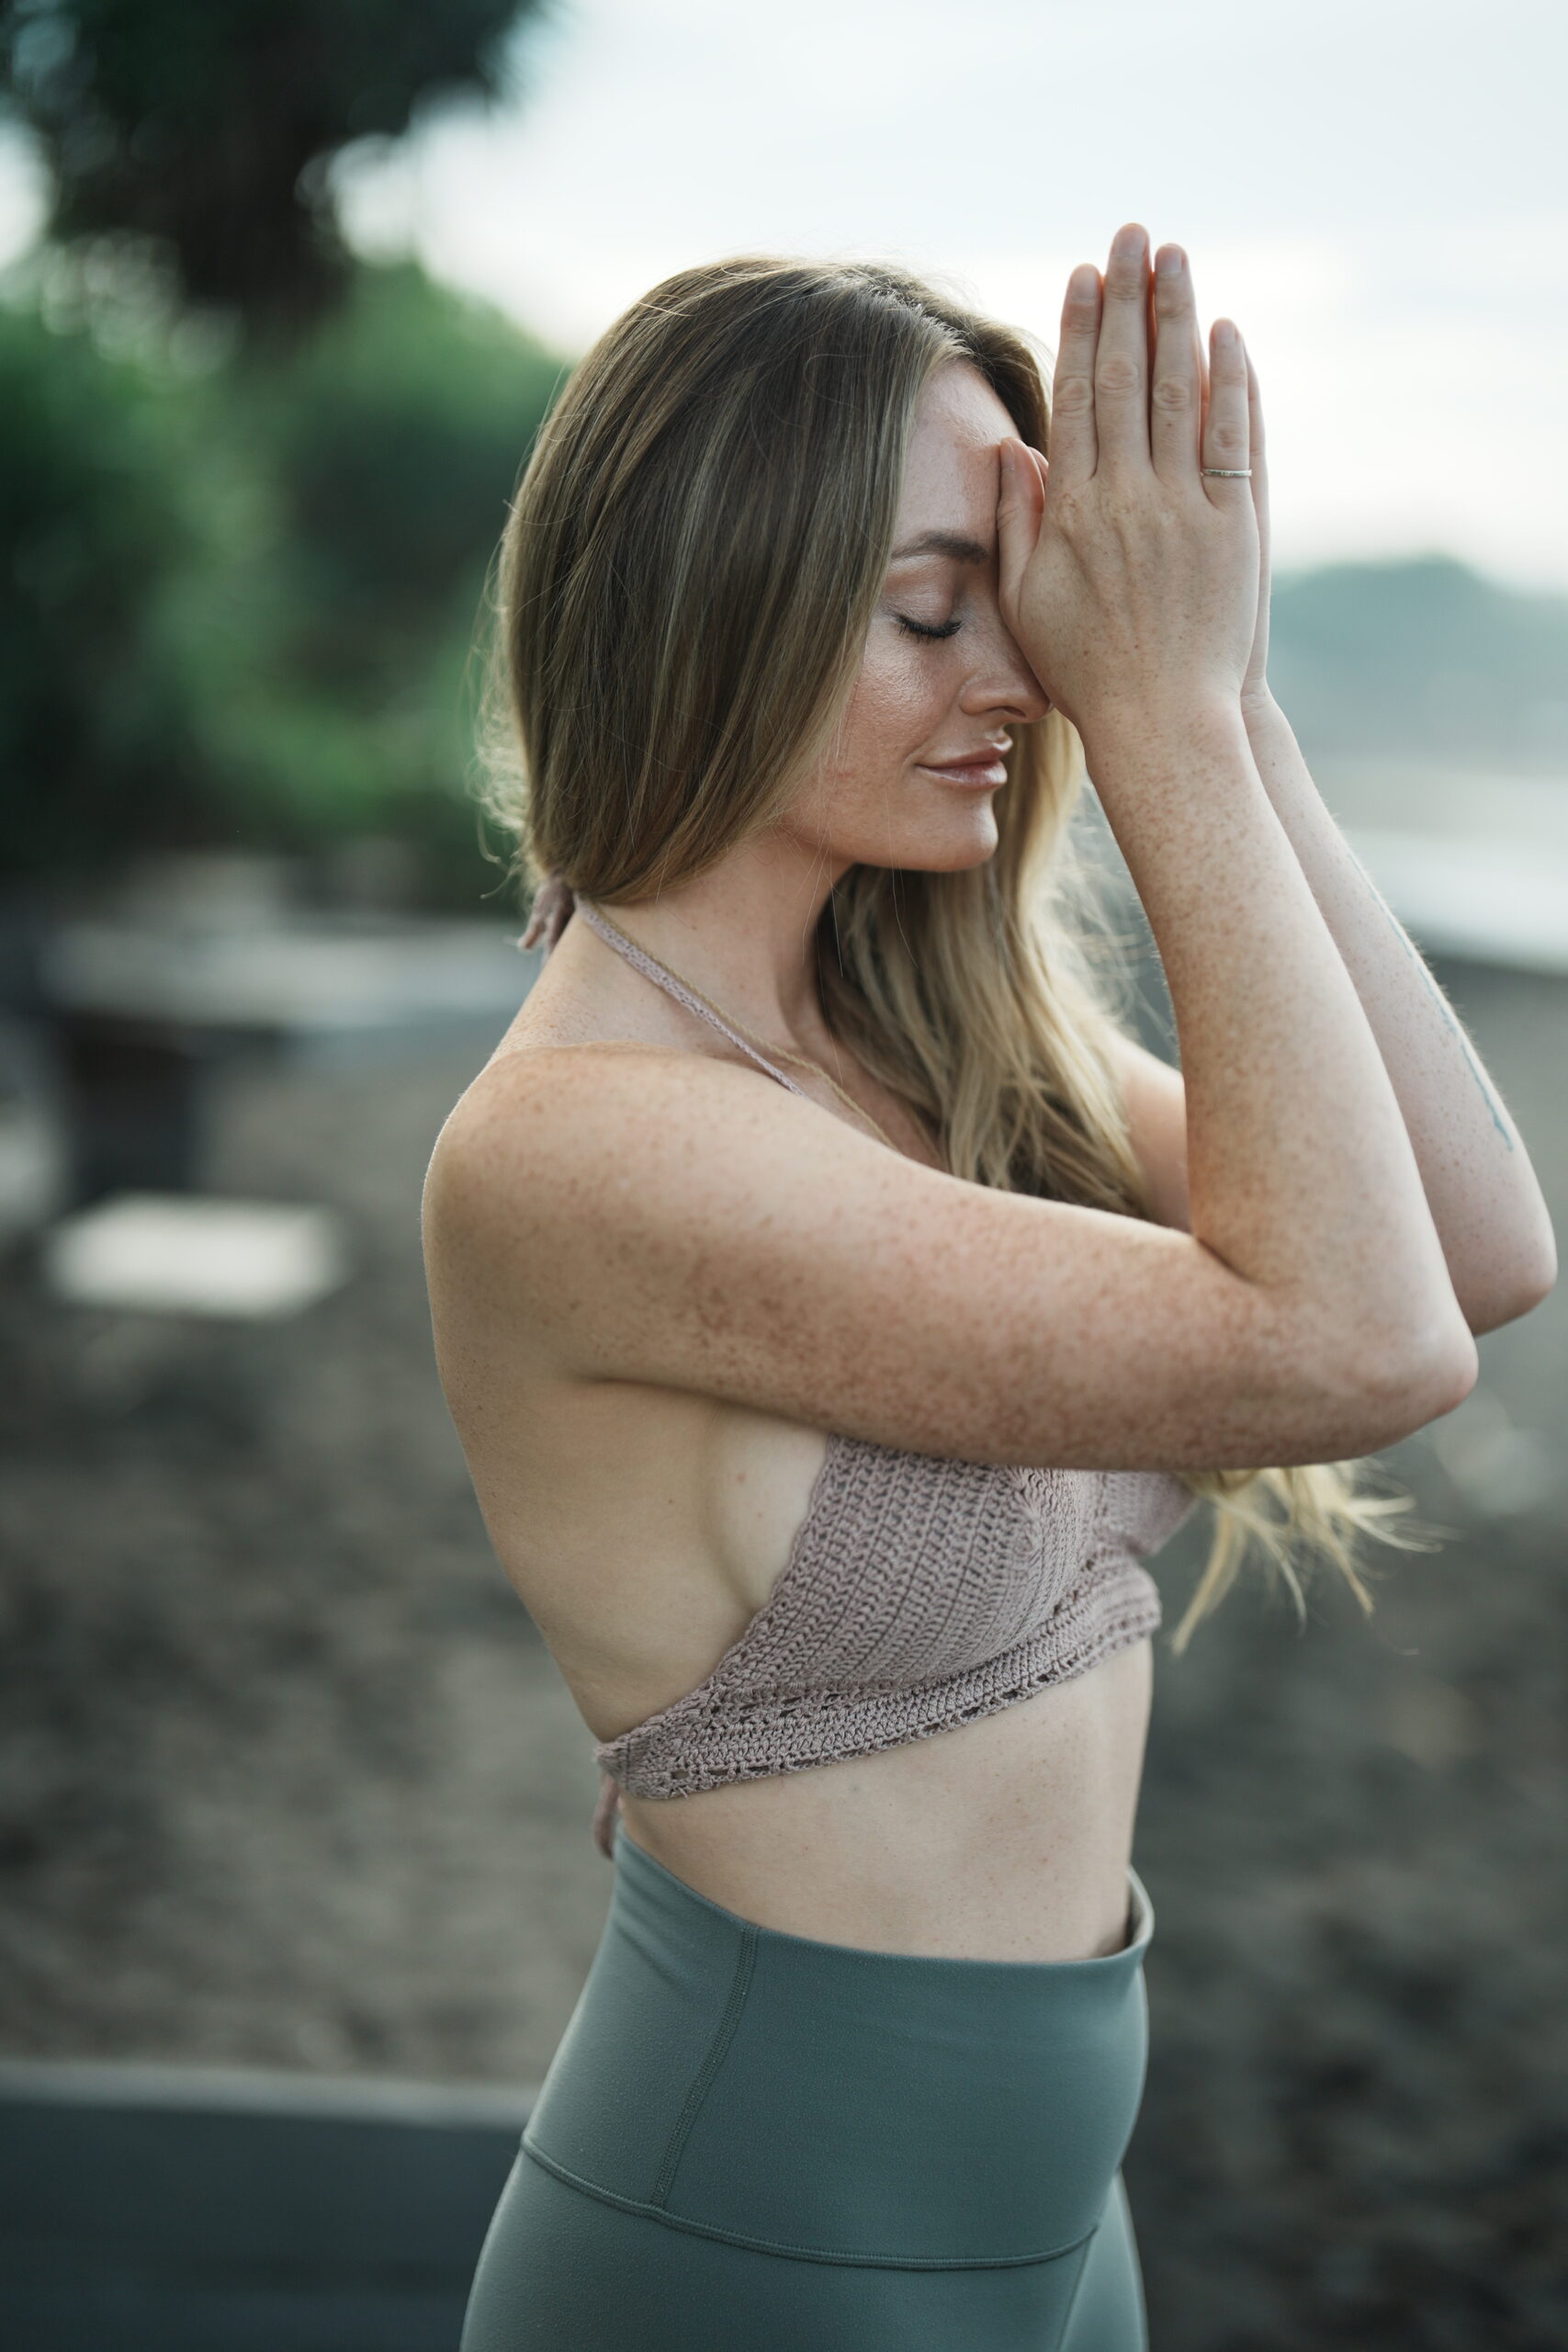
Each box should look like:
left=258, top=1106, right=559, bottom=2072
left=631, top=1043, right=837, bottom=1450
left=614, top=1640, right=1153, bottom=1963
left=445, top=1337, right=1155, bottom=1966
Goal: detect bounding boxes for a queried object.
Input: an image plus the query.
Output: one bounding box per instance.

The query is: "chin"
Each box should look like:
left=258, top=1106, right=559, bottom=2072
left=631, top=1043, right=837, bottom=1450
left=899, top=814, right=1001, bottom=875
left=819, top=796, right=1001, bottom=879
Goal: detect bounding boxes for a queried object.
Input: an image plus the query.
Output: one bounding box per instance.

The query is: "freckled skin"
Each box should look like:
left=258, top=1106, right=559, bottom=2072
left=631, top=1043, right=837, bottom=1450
left=425, top=232, right=1530, bottom=1959
left=428, top=363, right=1146, bottom=1962
left=776, top=359, right=1048, bottom=884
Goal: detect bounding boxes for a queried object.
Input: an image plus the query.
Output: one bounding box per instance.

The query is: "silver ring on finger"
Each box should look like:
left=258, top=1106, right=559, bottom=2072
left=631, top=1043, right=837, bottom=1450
left=1201, top=467, right=1252, bottom=477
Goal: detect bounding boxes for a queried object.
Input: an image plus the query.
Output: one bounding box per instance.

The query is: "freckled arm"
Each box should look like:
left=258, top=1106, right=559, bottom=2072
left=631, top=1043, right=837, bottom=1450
left=1239, top=693, right=1557, bottom=1334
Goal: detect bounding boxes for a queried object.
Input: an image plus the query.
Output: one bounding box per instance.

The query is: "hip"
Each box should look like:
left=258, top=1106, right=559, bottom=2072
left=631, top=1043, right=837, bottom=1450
left=462, top=1816, right=1156, bottom=2346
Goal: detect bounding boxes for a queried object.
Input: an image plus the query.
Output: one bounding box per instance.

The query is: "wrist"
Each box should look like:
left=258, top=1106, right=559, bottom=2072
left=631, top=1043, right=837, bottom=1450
left=1240, top=691, right=1305, bottom=775
left=1239, top=683, right=1285, bottom=731
left=1077, top=689, right=1249, bottom=773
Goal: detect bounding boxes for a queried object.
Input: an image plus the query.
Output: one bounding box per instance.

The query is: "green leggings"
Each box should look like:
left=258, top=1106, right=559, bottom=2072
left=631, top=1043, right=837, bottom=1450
left=461, top=1817, right=1156, bottom=2349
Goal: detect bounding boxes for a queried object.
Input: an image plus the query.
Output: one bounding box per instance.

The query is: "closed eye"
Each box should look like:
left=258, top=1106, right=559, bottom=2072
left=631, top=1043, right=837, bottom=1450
left=897, top=615, right=961, bottom=641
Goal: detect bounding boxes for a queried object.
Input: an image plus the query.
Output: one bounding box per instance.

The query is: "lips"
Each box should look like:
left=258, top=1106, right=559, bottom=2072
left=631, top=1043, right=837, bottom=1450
left=919, top=747, right=1011, bottom=786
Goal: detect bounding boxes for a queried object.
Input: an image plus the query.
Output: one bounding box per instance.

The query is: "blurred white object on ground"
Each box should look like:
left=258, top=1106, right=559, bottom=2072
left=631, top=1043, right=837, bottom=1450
left=40, top=1193, right=350, bottom=1318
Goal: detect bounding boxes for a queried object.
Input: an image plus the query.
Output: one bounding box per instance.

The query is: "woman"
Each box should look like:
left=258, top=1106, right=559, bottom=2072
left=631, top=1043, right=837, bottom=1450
left=423, top=226, right=1555, bottom=2348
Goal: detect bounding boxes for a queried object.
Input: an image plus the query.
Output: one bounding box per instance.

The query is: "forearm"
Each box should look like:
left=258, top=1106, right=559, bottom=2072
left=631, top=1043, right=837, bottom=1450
left=1086, top=699, right=1469, bottom=1366
left=1243, top=693, right=1557, bottom=1331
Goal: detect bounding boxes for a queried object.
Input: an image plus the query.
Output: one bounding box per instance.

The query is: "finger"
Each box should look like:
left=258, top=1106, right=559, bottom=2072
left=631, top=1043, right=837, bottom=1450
left=1245, top=345, right=1270, bottom=574
left=1200, top=320, right=1250, bottom=493
left=996, top=436, right=1044, bottom=620
left=1047, top=265, right=1100, bottom=482
left=1245, top=345, right=1268, bottom=495
left=1149, top=243, right=1201, bottom=483
left=1093, top=222, right=1153, bottom=470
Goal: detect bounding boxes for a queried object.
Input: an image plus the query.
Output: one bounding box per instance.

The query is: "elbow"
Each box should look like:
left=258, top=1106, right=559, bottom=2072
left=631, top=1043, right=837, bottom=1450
left=1472, top=1230, right=1558, bottom=1335
left=1416, top=1326, right=1482, bottom=1420
left=1351, top=1316, right=1480, bottom=1444
left=1495, top=1232, right=1561, bottom=1326
left=1527, top=1229, right=1560, bottom=1310
left=1465, top=1271, right=1556, bottom=1339
left=1279, top=1306, right=1479, bottom=1458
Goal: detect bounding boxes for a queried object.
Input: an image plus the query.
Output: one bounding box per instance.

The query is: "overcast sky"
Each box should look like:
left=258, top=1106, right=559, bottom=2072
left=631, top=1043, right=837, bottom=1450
left=6, top=0, right=1564, bottom=588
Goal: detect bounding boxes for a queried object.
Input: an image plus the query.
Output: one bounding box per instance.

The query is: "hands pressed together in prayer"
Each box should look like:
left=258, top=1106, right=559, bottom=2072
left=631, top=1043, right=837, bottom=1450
left=997, top=222, right=1275, bottom=754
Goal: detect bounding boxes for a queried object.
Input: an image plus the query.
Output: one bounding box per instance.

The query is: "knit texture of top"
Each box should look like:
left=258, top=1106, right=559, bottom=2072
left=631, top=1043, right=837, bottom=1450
left=521, top=878, right=1199, bottom=1853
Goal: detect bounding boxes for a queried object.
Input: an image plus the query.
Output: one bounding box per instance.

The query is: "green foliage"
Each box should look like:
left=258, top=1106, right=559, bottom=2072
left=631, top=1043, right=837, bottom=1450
left=0, top=294, right=219, bottom=876
left=0, top=0, right=547, bottom=338
left=242, top=258, right=564, bottom=692
left=0, top=256, right=568, bottom=898
left=0, top=2, right=565, bottom=903
left=208, top=262, right=565, bottom=886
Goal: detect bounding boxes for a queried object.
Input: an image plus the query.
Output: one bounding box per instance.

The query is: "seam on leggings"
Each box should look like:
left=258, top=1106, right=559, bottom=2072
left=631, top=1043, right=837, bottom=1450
left=1050, top=2227, right=1098, bottom=2349
left=521, top=2138, right=1100, bottom=2272
left=649, top=1921, right=758, bottom=2209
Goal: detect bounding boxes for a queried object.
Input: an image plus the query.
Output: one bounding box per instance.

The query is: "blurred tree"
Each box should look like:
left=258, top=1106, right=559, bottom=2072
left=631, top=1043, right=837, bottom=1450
left=243, top=258, right=562, bottom=695
left=0, top=296, right=222, bottom=879
left=209, top=259, right=565, bottom=897
left=0, top=256, right=565, bottom=899
left=0, top=0, right=547, bottom=341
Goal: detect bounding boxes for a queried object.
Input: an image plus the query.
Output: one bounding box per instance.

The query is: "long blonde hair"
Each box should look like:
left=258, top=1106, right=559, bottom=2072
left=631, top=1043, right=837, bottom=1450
left=474, top=254, right=1436, bottom=1648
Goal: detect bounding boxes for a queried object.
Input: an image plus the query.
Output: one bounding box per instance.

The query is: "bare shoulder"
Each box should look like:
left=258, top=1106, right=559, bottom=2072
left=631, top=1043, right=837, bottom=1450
left=423, top=1035, right=939, bottom=1372
left=421, top=1035, right=1423, bottom=1475
left=425, top=1038, right=857, bottom=1247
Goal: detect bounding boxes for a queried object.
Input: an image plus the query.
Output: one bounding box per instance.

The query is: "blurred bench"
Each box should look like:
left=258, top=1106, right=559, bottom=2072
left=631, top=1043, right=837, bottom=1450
left=0, top=2059, right=533, bottom=2351
left=0, top=878, right=536, bottom=1216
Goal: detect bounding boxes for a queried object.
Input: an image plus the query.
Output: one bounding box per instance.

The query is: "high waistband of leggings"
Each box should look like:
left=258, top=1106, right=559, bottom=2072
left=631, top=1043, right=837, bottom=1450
left=520, top=1818, right=1156, bottom=2268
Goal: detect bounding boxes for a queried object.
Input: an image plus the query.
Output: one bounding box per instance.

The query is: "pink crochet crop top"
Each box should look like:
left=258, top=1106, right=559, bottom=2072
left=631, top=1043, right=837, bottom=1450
left=522, top=884, right=1199, bottom=1858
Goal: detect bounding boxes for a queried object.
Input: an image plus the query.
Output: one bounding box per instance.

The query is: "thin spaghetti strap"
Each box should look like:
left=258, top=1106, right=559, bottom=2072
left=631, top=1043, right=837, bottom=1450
left=572, top=898, right=816, bottom=1103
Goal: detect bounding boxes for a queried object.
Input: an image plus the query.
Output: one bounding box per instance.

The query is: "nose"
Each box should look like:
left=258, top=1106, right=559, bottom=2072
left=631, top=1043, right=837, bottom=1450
left=960, top=626, right=1049, bottom=728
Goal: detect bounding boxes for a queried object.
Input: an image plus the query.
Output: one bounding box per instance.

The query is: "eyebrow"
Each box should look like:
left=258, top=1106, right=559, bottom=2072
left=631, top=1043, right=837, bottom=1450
left=887, top=529, right=989, bottom=565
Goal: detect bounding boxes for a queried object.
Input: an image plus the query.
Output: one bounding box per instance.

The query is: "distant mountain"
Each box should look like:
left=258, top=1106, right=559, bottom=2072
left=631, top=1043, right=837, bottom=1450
left=1268, top=557, right=1568, bottom=774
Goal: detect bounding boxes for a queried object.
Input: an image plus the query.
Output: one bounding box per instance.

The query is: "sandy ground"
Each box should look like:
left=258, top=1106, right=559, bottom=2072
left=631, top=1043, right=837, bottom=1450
left=1, top=956, right=1564, bottom=2350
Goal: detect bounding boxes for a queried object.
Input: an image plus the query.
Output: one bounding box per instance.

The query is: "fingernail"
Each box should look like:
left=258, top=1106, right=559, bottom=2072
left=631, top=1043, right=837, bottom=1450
left=1155, top=244, right=1183, bottom=277
left=1213, top=319, right=1237, bottom=347
left=1000, top=442, right=1016, bottom=482
left=1068, top=263, right=1099, bottom=302
left=1112, top=223, right=1146, bottom=261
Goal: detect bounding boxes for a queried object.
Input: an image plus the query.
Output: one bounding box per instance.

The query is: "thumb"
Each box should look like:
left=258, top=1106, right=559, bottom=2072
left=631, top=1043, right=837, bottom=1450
left=996, top=437, right=1043, bottom=622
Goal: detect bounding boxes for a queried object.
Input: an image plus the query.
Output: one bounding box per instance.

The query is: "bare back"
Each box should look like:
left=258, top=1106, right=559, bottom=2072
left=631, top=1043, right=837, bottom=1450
left=426, top=914, right=1162, bottom=1964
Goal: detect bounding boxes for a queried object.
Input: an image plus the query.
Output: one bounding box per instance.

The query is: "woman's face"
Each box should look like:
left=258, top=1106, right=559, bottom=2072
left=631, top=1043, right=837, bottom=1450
left=782, top=358, right=1049, bottom=876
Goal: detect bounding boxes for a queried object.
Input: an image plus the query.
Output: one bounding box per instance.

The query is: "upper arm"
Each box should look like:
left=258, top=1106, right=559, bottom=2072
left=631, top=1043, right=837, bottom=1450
left=1106, top=1027, right=1191, bottom=1233
left=423, top=1046, right=1453, bottom=1474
